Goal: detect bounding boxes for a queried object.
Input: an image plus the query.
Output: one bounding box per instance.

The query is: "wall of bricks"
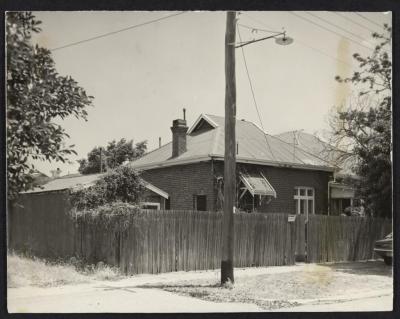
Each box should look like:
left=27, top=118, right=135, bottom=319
left=141, top=160, right=332, bottom=214
left=213, top=161, right=333, bottom=214
left=141, top=161, right=215, bottom=211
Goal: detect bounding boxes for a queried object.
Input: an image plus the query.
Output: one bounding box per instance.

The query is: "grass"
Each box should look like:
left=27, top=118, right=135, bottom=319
left=7, top=253, right=123, bottom=288
left=138, top=263, right=393, bottom=310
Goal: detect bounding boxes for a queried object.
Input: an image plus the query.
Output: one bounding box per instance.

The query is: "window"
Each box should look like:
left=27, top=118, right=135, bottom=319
left=294, top=187, right=315, bottom=217
left=165, top=198, right=171, bottom=210
left=194, top=195, right=207, bottom=211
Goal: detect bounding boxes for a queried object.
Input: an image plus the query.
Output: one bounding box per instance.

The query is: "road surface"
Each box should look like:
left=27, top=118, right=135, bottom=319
left=8, top=261, right=392, bottom=313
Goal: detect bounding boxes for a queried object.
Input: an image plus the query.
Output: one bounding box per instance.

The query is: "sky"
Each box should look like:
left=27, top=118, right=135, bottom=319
left=29, top=11, right=392, bottom=176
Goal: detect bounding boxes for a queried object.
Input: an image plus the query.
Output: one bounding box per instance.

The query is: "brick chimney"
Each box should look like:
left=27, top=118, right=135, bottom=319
left=171, top=109, right=188, bottom=158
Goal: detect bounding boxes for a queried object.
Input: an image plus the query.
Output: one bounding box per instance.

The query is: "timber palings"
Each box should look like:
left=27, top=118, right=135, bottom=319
left=8, top=192, right=77, bottom=259
left=306, top=215, right=392, bottom=263
left=8, top=203, right=392, bottom=275
left=84, top=210, right=297, bottom=275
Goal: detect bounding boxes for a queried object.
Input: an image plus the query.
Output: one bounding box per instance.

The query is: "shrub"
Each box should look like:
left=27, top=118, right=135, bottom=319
left=70, top=165, right=145, bottom=211
left=70, top=201, right=143, bottom=232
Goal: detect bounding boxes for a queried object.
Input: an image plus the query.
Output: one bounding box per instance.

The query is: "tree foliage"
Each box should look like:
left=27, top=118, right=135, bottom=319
left=70, top=165, right=145, bottom=211
left=77, top=139, right=147, bottom=174
left=331, top=24, right=392, bottom=218
left=6, top=12, right=93, bottom=198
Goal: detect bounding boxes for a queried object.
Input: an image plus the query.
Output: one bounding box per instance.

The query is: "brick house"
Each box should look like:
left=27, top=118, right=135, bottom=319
left=275, top=130, right=357, bottom=216
left=129, top=114, right=335, bottom=217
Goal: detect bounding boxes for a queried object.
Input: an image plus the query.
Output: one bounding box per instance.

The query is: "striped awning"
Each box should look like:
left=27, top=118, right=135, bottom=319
left=239, top=172, right=277, bottom=198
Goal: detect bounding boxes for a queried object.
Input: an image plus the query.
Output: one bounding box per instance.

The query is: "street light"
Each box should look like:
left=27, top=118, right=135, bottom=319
left=221, top=11, right=293, bottom=285
left=233, top=31, right=294, bottom=48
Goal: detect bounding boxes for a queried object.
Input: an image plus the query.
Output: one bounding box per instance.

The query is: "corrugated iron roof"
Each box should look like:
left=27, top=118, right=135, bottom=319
left=129, top=114, right=334, bottom=171
left=22, top=173, right=170, bottom=197
left=275, top=130, right=354, bottom=175
left=22, top=173, right=104, bottom=194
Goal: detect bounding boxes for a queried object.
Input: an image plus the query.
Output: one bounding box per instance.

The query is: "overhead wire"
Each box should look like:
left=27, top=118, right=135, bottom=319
left=289, top=12, right=374, bottom=52
left=240, top=12, right=353, bottom=67
left=355, top=12, right=385, bottom=29
left=304, top=12, right=374, bottom=46
left=237, top=23, right=281, bottom=34
left=51, top=12, right=186, bottom=52
left=305, top=12, right=391, bottom=56
left=333, top=12, right=378, bottom=34
left=236, top=24, right=277, bottom=161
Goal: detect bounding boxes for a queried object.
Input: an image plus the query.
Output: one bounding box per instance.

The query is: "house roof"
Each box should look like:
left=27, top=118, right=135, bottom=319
left=22, top=173, right=104, bottom=194
left=22, top=173, right=169, bottom=198
left=128, top=114, right=335, bottom=172
left=274, top=130, right=354, bottom=175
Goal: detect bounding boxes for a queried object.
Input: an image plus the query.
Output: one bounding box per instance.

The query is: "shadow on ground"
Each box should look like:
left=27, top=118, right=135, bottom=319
left=322, top=260, right=392, bottom=277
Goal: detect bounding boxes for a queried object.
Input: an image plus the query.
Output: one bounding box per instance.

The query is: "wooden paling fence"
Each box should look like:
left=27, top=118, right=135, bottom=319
left=8, top=194, right=392, bottom=275
left=76, top=210, right=297, bottom=274
left=306, top=215, right=392, bottom=263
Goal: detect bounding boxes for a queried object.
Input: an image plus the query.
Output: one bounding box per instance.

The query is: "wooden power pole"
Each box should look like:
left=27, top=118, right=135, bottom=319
left=221, top=11, right=236, bottom=285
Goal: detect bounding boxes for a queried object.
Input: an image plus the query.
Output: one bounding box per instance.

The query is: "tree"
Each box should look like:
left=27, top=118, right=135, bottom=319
left=70, top=165, right=145, bottom=211
left=330, top=24, right=392, bottom=218
left=78, top=139, right=147, bottom=174
left=6, top=12, right=93, bottom=198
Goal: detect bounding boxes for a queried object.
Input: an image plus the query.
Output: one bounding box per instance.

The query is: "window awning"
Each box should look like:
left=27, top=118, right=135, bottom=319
left=330, top=183, right=354, bottom=199
left=143, top=181, right=169, bottom=199
left=239, top=172, right=277, bottom=198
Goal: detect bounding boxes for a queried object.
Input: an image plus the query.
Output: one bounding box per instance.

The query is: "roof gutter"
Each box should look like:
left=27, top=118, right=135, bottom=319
left=130, top=155, right=212, bottom=170
left=210, top=155, right=336, bottom=172
left=131, top=153, right=335, bottom=172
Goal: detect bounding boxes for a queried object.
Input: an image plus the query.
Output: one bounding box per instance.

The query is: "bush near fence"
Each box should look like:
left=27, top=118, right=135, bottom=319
left=8, top=193, right=392, bottom=275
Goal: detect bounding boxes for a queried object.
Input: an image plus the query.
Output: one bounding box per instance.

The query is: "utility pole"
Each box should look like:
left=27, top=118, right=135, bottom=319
left=221, top=11, right=236, bottom=285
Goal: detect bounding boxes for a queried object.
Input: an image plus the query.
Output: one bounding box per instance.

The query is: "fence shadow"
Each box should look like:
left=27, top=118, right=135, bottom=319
left=322, top=260, right=392, bottom=277
left=94, top=283, right=219, bottom=293
left=135, top=283, right=220, bottom=289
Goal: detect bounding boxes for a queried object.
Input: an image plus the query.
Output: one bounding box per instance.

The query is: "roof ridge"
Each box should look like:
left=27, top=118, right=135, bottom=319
left=271, top=134, right=334, bottom=167
left=128, top=140, right=172, bottom=165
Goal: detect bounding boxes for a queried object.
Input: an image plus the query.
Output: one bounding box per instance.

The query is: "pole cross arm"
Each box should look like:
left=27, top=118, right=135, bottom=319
left=231, top=32, right=285, bottom=48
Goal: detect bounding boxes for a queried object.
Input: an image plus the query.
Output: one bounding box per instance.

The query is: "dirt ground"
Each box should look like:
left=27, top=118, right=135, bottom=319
left=8, top=260, right=392, bottom=312
left=137, top=260, right=393, bottom=310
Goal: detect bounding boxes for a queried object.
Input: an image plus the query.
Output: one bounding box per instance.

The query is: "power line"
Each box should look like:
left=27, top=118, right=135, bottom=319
left=51, top=12, right=186, bottom=52
left=333, top=12, right=378, bottom=34
left=355, top=12, right=384, bottom=29
left=237, top=23, right=281, bottom=34
left=305, top=12, right=374, bottom=47
left=236, top=25, right=277, bottom=161
left=289, top=12, right=374, bottom=52
left=240, top=12, right=353, bottom=67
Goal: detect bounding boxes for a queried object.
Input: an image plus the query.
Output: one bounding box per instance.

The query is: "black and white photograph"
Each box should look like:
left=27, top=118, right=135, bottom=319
left=5, top=8, right=394, bottom=313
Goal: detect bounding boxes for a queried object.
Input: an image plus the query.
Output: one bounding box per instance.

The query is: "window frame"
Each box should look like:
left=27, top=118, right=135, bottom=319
left=294, top=186, right=315, bottom=216
left=193, top=194, right=207, bottom=211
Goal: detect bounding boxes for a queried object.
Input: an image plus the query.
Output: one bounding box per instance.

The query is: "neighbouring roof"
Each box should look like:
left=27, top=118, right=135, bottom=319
left=129, top=114, right=334, bottom=172
left=274, top=130, right=355, bottom=175
left=22, top=173, right=169, bottom=198
left=22, top=173, right=104, bottom=194
left=240, top=172, right=277, bottom=198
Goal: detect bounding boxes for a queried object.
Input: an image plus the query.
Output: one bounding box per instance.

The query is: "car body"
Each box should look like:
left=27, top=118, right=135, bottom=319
left=374, top=233, right=392, bottom=265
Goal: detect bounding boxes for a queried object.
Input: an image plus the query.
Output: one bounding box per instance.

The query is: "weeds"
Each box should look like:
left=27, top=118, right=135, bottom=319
left=7, top=253, right=122, bottom=288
